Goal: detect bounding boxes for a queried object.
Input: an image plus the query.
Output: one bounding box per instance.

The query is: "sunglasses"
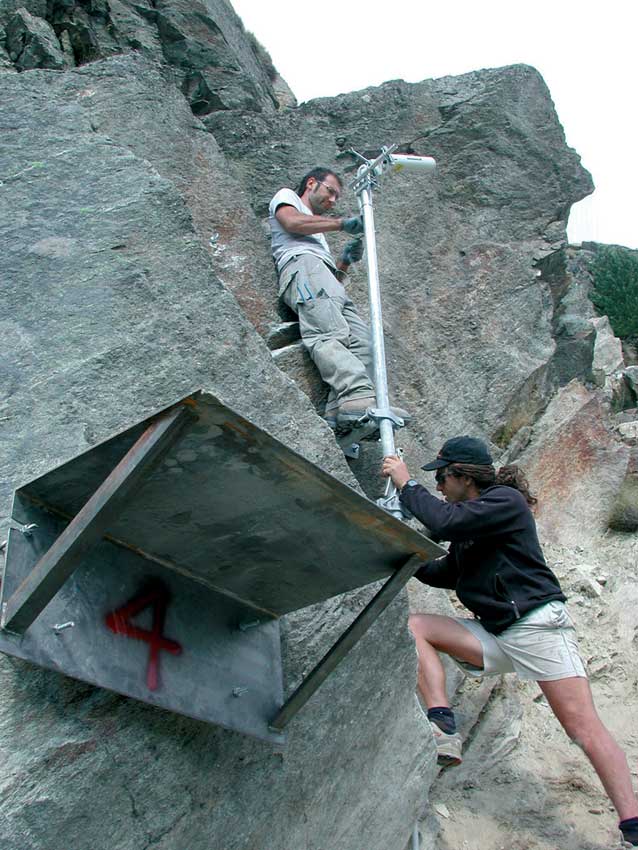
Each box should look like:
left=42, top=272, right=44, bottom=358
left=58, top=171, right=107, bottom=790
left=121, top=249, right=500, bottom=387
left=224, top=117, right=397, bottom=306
left=435, top=469, right=456, bottom=485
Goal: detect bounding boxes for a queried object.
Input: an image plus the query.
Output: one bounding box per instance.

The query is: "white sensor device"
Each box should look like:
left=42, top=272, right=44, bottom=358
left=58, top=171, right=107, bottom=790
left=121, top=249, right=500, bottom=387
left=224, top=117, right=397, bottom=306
left=387, top=154, right=436, bottom=174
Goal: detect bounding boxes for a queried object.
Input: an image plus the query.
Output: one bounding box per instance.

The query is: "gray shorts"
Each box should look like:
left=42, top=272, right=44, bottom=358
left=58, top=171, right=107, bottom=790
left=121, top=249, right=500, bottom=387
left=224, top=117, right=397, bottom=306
left=453, top=601, right=587, bottom=681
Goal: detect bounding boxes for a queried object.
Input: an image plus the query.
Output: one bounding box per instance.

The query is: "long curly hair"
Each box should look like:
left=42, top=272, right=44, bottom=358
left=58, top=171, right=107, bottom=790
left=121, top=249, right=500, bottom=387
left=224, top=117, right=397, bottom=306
left=447, top=462, right=538, bottom=506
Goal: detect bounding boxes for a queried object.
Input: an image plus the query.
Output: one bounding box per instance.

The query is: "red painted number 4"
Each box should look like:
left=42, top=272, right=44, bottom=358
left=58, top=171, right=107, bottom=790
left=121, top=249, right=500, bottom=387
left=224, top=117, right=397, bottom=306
left=105, top=583, right=182, bottom=691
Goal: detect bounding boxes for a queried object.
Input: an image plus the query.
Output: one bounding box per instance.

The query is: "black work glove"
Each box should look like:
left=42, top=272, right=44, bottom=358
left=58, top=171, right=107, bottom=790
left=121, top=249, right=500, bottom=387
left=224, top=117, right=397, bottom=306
left=341, top=238, right=364, bottom=265
left=341, top=215, right=364, bottom=235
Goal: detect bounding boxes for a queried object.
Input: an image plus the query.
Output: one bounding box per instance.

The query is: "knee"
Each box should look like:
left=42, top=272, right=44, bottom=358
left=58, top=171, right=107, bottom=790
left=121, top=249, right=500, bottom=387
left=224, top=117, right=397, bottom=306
left=408, top=613, right=434, bottom=642
left=560, top=716, right=599, bottom=753
left=408, top=613, right=419, bottom=638
left=304, top=335, right=349, bottom=361
left=565, top=726, right=586, bottom=750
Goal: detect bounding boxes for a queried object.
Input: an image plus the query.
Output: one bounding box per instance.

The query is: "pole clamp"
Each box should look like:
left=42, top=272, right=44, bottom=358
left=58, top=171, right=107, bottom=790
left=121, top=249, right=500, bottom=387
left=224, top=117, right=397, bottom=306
left=366, top=406, right=405, bottom=429
left=376, top=493, right=413, bottom=521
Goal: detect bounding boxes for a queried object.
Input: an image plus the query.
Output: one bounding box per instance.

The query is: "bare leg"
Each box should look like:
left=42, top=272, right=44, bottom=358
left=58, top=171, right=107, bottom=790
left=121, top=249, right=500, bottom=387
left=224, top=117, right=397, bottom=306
left=540, top=677, right=638, bottom=820
left=408, top=613, right=484, bottom=708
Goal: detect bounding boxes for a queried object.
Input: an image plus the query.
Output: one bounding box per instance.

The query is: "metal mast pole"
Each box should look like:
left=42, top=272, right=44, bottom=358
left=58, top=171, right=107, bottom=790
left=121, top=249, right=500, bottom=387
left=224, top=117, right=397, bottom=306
left=357, top=170, right=396, bottom=460
left=349, top=147, right=436, bottom=520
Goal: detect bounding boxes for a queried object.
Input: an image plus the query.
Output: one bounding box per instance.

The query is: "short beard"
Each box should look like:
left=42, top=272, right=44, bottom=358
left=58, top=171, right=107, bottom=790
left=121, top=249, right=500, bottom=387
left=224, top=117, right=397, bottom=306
left=307, top=187, right=325, bottom=215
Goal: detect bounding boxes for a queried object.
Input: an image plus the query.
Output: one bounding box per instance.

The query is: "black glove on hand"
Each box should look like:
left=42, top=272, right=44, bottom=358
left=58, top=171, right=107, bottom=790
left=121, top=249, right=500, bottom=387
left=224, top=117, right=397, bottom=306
left=341, top=215, right=364, bottom=235
left=341, top=238, right=364, bottom=265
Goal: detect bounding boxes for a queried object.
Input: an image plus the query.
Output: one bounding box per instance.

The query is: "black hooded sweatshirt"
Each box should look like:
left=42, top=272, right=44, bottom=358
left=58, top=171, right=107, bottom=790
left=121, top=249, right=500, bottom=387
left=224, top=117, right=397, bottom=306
left=399, top=483, right=565, bottom=634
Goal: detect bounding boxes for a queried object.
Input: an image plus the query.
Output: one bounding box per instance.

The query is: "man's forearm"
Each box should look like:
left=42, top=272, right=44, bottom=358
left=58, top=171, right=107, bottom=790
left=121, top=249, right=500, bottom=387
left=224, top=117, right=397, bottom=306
left=287, top=215, right=343, bottom=235
left=276, top=207, right=343, bottom=236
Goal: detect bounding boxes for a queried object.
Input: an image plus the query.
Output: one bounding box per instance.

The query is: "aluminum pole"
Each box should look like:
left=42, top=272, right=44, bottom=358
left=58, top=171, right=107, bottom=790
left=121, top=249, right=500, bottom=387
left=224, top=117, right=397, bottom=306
left=357, top=175, right=395, bottom=460
left=350, top=148, right=435, bottom=521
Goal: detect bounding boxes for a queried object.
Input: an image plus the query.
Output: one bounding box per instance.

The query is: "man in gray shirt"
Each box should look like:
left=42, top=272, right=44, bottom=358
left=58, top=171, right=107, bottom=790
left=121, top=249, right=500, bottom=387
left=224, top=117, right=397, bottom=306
left=269, top=166, right=407, bottom=428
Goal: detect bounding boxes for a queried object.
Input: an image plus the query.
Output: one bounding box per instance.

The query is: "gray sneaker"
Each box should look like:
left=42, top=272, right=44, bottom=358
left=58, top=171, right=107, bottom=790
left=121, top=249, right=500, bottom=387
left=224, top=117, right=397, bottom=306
left=429, top=721, right=463, bottom=767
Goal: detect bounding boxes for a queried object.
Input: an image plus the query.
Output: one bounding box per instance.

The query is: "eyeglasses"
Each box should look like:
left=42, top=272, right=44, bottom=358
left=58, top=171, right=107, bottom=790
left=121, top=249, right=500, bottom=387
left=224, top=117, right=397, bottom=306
left=316, top=181, right=340, bottom=201
left=435, top=469, right=456, bottom=485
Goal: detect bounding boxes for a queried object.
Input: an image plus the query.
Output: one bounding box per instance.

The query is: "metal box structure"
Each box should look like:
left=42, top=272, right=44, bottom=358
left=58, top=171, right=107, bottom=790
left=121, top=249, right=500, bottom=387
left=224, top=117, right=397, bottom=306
left=0, top=392, right=444, bottom=742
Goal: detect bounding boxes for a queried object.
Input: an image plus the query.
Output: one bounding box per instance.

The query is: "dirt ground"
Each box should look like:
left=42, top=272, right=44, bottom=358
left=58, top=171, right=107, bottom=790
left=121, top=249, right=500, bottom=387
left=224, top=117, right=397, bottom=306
left=418, top=532, right=638, bottom=850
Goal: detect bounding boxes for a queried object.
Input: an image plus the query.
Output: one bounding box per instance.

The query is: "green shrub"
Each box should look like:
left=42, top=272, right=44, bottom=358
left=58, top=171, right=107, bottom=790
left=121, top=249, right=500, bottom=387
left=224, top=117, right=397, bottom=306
left=591, top=245, right=638, bottom=341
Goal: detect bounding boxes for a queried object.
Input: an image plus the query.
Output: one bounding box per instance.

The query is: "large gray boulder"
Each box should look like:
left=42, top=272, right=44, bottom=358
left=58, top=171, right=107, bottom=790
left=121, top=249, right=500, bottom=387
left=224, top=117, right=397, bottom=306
left=0, top=51, right=434, bottom=850
left=623, top=365, right=638, bottom=400
left=0, top=3, right=613, bottom=849
left=591, top=315, right=625, bottom=387
left=515, top=380, right=631, bottom=546
left=0, top=0, right=289, bottom=111
left=208, top=65, right=593, bottom=459
left=6, top=6, right=68, bottom=69
left=608, top=446, right=638, bottom=532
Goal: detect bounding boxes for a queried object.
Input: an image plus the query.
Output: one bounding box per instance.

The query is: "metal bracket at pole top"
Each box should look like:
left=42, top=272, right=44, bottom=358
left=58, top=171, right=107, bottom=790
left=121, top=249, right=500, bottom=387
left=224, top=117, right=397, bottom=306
left=349, top=145, right=398, bottom=195
left=348, top=144, right=437, bottom=196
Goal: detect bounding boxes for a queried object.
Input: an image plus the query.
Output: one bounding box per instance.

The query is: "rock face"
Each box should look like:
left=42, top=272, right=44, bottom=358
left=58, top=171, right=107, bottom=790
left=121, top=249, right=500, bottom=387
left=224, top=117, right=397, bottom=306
left=209, top=66, right=593, bottom=458
left=512, top=380, right=631, bottom=546
left=6, top=6, right=69, bottom=69
left=2, top=3, right=632, bottom=850
left=591, top=315, right=625, bottom=387
left=0, top=0, right=289, bottom=111
left=0, top=41, right=429, bottom=850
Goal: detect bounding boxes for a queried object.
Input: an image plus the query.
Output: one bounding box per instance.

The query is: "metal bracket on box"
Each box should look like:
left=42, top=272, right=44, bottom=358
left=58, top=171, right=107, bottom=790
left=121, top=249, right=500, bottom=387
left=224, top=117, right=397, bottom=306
left=1, top=405, right=190, bottom=634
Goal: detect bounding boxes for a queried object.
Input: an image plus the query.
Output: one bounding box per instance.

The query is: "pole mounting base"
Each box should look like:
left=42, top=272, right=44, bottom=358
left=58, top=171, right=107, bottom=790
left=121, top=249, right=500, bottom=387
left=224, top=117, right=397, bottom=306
left=366, top=406, right=406, bottom=429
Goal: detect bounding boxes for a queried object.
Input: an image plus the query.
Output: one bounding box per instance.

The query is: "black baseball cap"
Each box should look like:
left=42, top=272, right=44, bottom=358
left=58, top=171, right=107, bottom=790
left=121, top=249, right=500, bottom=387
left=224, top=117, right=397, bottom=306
left=421, top=436, right=493, bottom=470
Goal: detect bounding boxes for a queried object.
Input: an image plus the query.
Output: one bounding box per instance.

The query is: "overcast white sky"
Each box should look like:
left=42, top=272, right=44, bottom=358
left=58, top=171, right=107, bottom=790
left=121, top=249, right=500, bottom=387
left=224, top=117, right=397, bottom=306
left=232, top=0, right=637, bottom=249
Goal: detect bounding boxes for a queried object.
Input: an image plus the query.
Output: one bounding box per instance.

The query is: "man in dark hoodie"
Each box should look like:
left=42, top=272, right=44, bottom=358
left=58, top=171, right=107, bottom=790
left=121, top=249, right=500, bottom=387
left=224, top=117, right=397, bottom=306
left=382, top=436, right=638, bottom=847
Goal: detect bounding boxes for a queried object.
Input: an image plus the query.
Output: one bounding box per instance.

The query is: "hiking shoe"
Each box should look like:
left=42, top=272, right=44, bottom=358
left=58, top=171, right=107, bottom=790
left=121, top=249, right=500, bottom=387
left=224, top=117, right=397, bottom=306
left=429, top=721, right=462, bottom=767
left=336, top=396, right=375, bottom=421
left=336, top=397, right=411, bottom=426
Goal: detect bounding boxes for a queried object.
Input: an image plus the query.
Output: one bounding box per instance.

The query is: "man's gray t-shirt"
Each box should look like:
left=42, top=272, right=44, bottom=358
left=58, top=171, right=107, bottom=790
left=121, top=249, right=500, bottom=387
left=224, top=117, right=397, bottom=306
left=269, top=188, right=335, bottom=274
